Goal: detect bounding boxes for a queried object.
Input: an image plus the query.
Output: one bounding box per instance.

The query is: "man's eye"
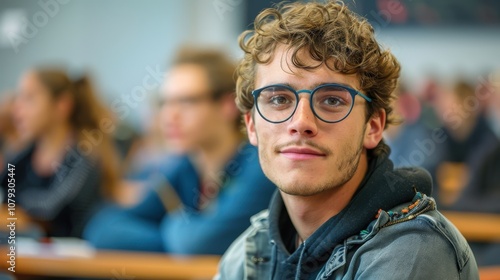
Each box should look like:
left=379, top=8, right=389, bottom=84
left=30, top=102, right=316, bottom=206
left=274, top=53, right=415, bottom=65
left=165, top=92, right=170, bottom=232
left=323, top=97, right=342, bottom=106
left=270, top=95, right=291, bottom=105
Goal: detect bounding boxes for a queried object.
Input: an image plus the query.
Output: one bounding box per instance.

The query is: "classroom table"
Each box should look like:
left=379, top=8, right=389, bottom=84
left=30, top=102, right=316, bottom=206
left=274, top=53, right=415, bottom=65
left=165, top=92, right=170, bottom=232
left=442, top=211, right=500, bottom=242
left=2, top=210, right=500, bottom=279
left=479, top=266, right=500, bottom=280
left=0, top=248, right=220, bottom=280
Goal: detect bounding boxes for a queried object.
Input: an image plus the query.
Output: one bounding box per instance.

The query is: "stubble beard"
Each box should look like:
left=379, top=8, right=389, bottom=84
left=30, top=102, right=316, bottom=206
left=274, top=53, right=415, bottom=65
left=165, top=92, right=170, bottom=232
left=260, top=130, right=365, bottom=197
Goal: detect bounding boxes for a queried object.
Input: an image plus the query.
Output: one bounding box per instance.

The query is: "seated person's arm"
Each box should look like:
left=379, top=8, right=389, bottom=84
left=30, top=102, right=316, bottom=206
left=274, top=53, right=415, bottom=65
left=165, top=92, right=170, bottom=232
left=16, top=158, right=98, bottom=221
left=161, top=165, right=275, bottom=255
left=122, top=180, right=180, bottom=222
left=82, top=159, right=184, bottom=251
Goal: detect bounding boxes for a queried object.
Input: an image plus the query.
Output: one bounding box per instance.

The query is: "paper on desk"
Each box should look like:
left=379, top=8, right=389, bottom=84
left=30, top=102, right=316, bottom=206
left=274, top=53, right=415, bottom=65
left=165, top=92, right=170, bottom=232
left=17, top=237, right=96, bottom=259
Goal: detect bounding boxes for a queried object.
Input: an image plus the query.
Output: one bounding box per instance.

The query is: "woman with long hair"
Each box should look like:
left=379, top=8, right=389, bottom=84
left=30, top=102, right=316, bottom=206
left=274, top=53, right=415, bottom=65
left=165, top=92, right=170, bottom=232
left=0, top=68, right=120, bottom=237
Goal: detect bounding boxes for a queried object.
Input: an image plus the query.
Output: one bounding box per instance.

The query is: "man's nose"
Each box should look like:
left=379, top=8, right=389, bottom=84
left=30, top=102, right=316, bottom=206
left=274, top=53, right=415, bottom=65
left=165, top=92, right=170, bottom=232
left=287, top=97, right=318, bottom=137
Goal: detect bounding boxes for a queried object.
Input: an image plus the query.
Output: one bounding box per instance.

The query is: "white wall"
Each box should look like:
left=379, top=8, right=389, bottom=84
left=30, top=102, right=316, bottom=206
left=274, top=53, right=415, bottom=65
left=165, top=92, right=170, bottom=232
left=0, top=0, right=244, bottom=129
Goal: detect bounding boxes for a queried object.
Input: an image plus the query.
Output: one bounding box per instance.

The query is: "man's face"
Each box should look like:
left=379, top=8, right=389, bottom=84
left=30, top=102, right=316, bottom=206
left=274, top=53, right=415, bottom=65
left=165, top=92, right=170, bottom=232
left=246, top=46, right=380, bottom=196
left=160, top=64, right=223, bottom=153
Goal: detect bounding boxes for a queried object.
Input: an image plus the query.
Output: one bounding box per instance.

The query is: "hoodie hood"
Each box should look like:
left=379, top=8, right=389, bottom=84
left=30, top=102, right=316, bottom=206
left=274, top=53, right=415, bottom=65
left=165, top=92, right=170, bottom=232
left=267, top=154, right=433, bottom=279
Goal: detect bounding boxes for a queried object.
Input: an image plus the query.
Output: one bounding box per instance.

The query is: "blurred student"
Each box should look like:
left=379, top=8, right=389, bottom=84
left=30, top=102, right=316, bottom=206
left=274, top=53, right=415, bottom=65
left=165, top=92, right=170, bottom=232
left=83, top=48, right=276, bottom=255
left=0, top=68, right=120, bottom=238
left=449, top=73, right=500, bottom=266
left=0, top=93, right=26, bottom=169
left=450, top=73, right=500, bottom=212
left=431, top=79, right=499, bottom=206
left=385, top=84, right=443, bottom=175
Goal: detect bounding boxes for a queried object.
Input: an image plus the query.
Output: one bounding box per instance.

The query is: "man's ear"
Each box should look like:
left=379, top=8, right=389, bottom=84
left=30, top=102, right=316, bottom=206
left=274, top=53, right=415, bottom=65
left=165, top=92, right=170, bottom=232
left=364, top=109, right=386, bottom=149
left=244, top=112, right=258, bottom=146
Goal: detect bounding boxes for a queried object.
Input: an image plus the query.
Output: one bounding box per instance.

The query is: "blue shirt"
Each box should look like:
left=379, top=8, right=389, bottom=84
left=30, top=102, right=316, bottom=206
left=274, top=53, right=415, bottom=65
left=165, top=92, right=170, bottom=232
left=84, top=142, right=276, bottom=255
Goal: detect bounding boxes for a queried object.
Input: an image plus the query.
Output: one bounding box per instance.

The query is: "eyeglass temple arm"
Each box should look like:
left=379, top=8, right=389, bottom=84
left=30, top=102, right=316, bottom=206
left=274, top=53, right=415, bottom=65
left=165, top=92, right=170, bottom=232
left=357, top=91, right=372, bottom=102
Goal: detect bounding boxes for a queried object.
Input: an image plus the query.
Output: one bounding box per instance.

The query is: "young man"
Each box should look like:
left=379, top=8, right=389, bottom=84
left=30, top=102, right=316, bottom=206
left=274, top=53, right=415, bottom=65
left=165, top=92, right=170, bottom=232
left=216, top=1, right=479, bottom=279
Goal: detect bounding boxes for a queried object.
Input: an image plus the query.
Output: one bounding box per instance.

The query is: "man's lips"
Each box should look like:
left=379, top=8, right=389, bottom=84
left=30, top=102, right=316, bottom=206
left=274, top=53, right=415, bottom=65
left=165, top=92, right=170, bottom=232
left=279, top=147, right=326, bottom=160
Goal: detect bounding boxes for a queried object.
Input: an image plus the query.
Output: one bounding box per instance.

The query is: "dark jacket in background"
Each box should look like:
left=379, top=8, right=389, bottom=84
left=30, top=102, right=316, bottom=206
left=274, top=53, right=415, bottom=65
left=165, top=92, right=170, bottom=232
left=0, top=144, right=103, bottom=238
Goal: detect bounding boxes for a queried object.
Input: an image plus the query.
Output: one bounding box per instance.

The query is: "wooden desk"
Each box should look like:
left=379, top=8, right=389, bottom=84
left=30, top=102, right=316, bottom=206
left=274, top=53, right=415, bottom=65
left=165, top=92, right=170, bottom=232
left=442, top=211, right=500, bottom=242
left=479, top=266, right=500, bottom=280
left=2, top=211, right=499, bottom=279
left=0, top=249, right=220, bottom=280
left=0, top=205, right=32, bottom=232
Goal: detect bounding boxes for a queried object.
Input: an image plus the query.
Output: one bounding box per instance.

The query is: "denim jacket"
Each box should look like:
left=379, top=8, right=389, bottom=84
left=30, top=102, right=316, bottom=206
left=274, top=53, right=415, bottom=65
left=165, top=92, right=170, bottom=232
left=215, top=155, right=479, bottom=279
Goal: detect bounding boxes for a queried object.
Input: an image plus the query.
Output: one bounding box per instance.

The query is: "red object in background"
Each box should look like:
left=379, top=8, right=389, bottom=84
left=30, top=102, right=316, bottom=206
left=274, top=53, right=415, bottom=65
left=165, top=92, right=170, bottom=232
left=376, top=0, right=409, bottom=24
left=398, top=92, right=422, bottom=125
left=39, top=237, right=51, bottom=244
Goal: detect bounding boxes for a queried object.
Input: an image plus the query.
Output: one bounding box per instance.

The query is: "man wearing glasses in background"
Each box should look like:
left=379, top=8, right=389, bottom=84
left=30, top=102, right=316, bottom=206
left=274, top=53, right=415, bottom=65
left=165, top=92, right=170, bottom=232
left=216, top=1, right=479, bottom=279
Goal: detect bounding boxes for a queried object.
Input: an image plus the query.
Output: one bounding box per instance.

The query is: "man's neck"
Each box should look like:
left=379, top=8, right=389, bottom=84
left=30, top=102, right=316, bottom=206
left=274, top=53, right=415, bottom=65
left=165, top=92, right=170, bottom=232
left=193, top=129, right=243, bottom=180
left=281, top=152, right=369, bottom=241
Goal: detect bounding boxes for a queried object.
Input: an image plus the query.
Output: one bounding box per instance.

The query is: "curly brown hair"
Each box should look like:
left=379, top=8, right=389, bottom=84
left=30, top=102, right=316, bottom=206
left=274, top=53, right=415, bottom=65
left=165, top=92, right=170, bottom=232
left=236, top=0, right=401, bottom=156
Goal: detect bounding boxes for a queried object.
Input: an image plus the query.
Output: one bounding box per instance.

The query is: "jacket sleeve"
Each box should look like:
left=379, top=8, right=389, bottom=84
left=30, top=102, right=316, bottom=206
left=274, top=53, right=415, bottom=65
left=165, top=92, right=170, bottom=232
left=214, top=226, right=249, bottom=280
left=352, top=215, right=479, bottom=280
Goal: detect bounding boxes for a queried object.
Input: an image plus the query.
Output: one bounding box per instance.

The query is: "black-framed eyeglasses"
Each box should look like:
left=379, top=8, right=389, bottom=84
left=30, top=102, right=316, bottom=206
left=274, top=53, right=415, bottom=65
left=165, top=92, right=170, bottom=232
left=251, top=83, right=372, bottom=123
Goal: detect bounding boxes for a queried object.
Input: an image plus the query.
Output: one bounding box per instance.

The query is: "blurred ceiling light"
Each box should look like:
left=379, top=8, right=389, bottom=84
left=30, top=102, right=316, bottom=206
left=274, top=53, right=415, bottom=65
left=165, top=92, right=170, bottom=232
left=0, top=9, right=27, bottom=49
